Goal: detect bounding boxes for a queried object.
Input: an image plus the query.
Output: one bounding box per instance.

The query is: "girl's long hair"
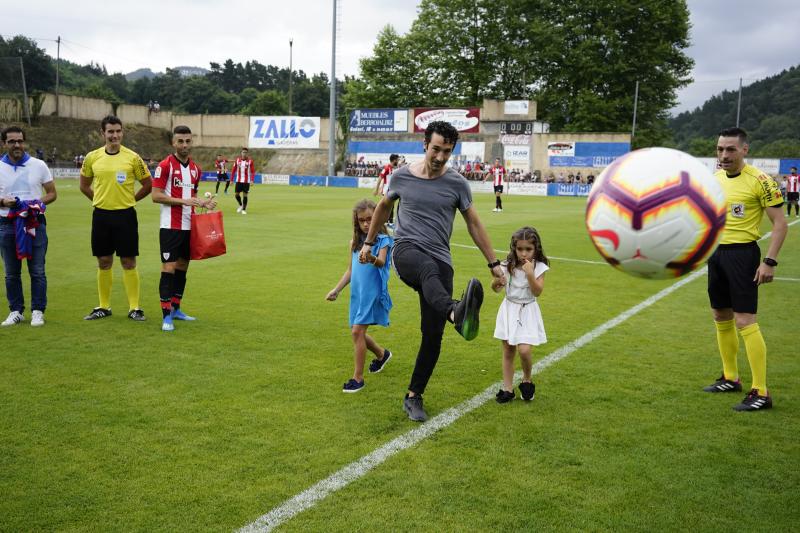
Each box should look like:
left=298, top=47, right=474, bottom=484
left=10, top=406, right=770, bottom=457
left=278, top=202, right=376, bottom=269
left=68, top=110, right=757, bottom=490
left=505, top=226, right=549, bottom=274
left=351, top=198, right=386, bottom=252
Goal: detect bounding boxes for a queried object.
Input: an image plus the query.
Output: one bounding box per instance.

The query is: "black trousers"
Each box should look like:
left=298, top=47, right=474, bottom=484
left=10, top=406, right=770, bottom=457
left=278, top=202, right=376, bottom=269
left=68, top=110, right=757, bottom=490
left=393, top=242, right=454, bottom=395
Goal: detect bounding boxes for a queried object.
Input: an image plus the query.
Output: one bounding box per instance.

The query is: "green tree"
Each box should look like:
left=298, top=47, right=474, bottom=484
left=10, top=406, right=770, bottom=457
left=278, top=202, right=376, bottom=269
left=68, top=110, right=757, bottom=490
left=242, top=90, right=289, bottom=115
left=0, top=35, right=56, bottom=92
left=176, top=76, right=238, bottom=114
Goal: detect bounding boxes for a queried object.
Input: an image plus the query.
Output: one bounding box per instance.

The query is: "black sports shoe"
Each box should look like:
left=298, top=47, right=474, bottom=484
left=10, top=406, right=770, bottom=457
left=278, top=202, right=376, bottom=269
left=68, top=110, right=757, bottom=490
left=495, top=389, right=515, bottom=403
left=519, top=381, right=535, bottom=401
left=127, top=309, right=146, bottom=322
left=733, top=389, right=773, bottom=411
left=453, top=278, right=483, bottom=341
left=368, top=350, right=392, bottom=373
left=84, top=307, right=112, bottom=320
left=703, top=374, right=742, bottom=393
left=403, top=394, right=428, bottom=422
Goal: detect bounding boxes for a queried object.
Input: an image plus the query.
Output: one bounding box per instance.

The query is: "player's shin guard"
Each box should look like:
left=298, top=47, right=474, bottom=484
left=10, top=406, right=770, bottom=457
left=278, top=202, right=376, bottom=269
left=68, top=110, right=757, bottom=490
left=98, top=268, right=113, bottom=309
left=172, top=269, right=187, bottom=311
left=122, top=268, right=141, bottom=311
left=715, top=319, right=739, bottom=381
left=235, top=193, right=242, bottom=206
left=739, top=323, right=767, bottom=396
left=160, top=272, right=175, bottom=318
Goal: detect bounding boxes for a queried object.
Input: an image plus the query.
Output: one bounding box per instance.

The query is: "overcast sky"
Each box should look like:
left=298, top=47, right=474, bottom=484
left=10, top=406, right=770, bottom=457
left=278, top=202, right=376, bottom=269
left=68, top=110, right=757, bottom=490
left=7, top=0, right=798, bottom=115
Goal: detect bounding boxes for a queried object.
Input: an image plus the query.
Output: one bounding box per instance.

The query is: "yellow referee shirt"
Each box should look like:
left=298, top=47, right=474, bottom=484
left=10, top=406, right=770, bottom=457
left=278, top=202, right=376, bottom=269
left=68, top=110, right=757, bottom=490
left=81, top=146, right=151, bottom=209
left=715, top=164, right=783, bottom=245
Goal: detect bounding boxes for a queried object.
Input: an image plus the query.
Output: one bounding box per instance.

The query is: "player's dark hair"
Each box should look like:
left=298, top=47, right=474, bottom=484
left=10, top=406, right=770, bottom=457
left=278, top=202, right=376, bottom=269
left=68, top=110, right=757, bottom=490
left=173, top=125, right=192, bottom=135
left=718, top=127, right=748, bottom=144
left=1, top=126, right=24, bottom=142
left=351, top=198, right=386, bottom=252
left=424, top=120, right=459, bottom=147
left=100, top=115, right=123, bottom=131
left=241, top=147, right=249, bottom=152
left=505, top=226, right=549, bottom=275
left=791, top=167, right=797, bottom=172
left=389, top=154, right=399, bottom=163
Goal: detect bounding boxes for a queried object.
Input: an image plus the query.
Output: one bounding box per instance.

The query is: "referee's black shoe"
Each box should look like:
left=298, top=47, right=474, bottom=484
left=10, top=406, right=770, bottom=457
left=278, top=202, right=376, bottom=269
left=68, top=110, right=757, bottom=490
left=702, top=375, right=742, bottom=393
left=733, top=389, right=773, bottom=412
left=453, top=278, right=483, bottom=341
left=84, top=307, right=112, bottom=320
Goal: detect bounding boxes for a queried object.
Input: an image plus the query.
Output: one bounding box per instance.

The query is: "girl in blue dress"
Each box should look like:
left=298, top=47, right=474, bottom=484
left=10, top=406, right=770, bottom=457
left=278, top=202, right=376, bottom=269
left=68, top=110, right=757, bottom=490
left=326, top=199, right=394, bottom=392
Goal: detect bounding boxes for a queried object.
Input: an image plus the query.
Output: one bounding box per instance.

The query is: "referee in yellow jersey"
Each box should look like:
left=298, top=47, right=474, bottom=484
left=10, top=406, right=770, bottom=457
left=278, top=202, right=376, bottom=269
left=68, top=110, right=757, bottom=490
left=79, top=115, right=152, bottom=321
left=703, top=127, right=788, bottom=411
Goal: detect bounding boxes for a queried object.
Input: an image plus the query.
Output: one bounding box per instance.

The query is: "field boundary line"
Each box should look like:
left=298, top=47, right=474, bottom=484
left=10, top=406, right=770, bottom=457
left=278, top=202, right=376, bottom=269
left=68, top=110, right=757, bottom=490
left=240, top=221, right=797, bottom=532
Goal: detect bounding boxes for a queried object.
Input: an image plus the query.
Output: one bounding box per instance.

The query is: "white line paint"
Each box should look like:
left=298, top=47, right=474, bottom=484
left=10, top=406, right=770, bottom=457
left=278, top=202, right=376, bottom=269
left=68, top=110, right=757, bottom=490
left=451, top=242, right=607, bottom=265
left=775, top=277, right=800, bottom=282
left=240, top=220, right=798, bottom=532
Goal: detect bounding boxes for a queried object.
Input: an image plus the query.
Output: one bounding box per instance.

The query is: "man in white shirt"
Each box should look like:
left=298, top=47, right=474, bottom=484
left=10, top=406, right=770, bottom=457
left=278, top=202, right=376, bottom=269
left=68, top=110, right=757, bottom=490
left=0, top=126, right=57, bottom=326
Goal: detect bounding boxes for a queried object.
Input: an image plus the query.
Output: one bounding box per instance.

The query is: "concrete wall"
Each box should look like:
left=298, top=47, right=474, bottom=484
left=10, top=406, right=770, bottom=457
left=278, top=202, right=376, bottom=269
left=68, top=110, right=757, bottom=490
left=532, top=132, right=631, bottom=176
left=40, top=94, right=114, bottom=121
left=481, top=98, right=538, bottom=121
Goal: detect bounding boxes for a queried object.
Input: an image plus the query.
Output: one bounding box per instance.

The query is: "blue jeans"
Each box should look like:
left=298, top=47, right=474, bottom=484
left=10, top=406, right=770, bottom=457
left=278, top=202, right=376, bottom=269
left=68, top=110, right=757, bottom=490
left=0, top=221, right=48, bottom=312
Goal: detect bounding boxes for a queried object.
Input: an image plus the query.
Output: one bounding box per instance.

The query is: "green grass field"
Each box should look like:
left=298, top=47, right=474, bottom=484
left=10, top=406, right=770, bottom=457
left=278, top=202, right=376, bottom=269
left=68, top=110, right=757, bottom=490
left=1, top=181, right=798, bottom=532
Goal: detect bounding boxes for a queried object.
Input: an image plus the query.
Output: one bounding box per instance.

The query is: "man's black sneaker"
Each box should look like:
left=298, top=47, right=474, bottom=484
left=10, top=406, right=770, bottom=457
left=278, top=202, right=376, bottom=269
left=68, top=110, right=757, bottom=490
left=495, top=389, right=515, bottom=403
left=127, top=309, right=146, bottom=322
left=403, top=394, right=428, bottom=422
left=84, top=307, right=112, bottom=320
left=703, top=374, right=742, bottom=393
left=733, top=389, right=773, bottom=411
left=368, top=350, right=392, bottom=373
left=519, top=381, right=535, bottom=401
left=453, top=278, right=483, bottom=341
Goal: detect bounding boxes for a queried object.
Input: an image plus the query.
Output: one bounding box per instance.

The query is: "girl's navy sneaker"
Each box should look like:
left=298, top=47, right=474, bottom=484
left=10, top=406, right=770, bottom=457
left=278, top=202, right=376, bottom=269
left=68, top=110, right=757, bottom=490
left=342, top=379, right=365, bottom=393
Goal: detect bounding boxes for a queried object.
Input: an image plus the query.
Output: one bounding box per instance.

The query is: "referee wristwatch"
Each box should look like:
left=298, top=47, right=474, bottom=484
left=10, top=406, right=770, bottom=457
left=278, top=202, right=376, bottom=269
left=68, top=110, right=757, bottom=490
left=763, top=257, right=778, bottom=267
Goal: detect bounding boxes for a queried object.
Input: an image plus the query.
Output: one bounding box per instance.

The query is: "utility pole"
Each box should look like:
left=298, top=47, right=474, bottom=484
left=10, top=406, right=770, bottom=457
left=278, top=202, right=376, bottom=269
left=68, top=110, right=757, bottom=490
left=328, top=0, right=337, bottom=177
left=55, top=36, right=61, bottom=117
left=736, top=77, right=742, bottom=127
left=631, top=80, right=639, bottom=139
left=19, top=58, right=31, bottom=126
left=288, top=38, right=293, bottom=115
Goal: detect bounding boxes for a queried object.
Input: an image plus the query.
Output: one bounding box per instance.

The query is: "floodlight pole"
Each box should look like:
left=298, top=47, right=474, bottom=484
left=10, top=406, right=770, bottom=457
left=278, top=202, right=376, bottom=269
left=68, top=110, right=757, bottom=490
left=328, top=0, right=337, bottom=177
left=55, top=36, right=61, bottom=117
left=631, top=80, right=639, bottom=139
left=288, top=38, right=293, bottom=115
left=736, top=77, right=742, bottom=127
left=19, top=58, right=31, bottom=126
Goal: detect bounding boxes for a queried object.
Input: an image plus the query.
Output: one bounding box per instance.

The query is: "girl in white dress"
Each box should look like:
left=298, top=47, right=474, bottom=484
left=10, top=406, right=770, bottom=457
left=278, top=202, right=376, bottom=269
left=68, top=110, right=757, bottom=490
left=491, top=226, right=549, bottom=403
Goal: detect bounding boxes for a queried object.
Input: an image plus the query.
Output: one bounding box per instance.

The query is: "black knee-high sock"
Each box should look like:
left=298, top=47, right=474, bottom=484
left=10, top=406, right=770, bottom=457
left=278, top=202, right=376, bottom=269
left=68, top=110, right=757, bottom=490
left=224, top=181, right=230, bottom=193
left=235, top=193, right=242, bottom=206
left=172, top=269, right=187, bottom=311
left=215, top=181, right=221, bottom=194
left=243, top=195, right=248, bottom=210
left=159, top=272, right=175, bottom=318
left=497, top=196, right=502, bottom=209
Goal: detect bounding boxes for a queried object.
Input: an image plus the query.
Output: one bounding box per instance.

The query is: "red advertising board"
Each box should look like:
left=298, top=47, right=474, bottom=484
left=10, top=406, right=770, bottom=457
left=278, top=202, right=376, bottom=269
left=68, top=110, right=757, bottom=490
left=413, top=107, right=481, bottom=133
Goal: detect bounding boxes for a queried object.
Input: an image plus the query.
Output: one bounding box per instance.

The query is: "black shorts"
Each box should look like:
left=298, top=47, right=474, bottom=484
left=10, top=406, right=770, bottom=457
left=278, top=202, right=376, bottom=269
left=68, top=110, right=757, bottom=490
left=494, top=185, right=504, bottom=194
left=788, top=191, right=799, bottom=202
left=235, top=182, right=251, bottom=194
left=217, top=172, right=229, bottom=182
left=160, top=228, right=191, bottom=263
left=707, top=241, right=760, bottom=314
left=91, top=207, right=139, bottom=257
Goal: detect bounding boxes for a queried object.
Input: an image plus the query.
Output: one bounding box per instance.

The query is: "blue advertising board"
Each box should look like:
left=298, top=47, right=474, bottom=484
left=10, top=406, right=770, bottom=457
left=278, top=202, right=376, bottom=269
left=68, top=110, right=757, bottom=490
left=349, top=109, right=409, bottom=133
left=549, top=142, right=630, bottom=167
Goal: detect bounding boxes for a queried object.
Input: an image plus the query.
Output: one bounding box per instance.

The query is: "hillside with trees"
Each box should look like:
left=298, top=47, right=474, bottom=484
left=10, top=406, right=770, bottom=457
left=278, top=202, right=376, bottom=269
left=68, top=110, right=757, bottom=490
left=669, top=66, right=800, bottom=157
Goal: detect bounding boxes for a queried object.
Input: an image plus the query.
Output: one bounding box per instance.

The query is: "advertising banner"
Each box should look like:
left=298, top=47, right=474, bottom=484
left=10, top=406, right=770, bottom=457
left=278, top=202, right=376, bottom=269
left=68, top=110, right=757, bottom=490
left=500, top=134, right=531, bottom=146
left=548, top=142, right=629, bottom=168
left=248, top=116, right=320, bottom=149
left=503, top=145, right=530, bottom=171
left=349, top=109, right=408, bottom=133
left=503, top=100, right=529, bottom=115
left=414, top=107, right=480, bottom=133
left=509, top=183, right=547, bottom=196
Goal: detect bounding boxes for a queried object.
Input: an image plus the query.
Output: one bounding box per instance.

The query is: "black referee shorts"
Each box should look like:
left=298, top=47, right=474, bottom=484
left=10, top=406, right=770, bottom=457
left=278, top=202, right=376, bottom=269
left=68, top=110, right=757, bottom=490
left=707, top=241, right=760, bottom=314
left=217, top=172, right=229, bottom=182
left=91, top=207, right=139, bottom=257
left=235, top=182, right=251, bottom=194
left=159, top=228, right=191, bottom=263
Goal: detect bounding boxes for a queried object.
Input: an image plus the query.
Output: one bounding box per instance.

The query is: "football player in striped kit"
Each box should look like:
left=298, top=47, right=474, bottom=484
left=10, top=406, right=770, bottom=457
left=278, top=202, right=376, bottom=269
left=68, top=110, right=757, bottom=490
left=232, top=148, right=255, bottom=214
left=485, top=157, right=506, bottom=212
left=151, top=126, right=216, bottom=332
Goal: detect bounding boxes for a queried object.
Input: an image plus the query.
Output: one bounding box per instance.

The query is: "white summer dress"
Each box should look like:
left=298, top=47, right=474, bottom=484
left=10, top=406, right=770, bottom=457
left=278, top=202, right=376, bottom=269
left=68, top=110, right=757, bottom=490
left=493, top=261, right=549, bottom=346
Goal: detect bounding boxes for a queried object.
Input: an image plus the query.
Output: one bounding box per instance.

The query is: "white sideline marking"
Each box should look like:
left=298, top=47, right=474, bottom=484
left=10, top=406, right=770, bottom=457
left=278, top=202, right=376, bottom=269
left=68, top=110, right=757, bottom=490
left=451, top=242, right=607, bottom=265
left=240, top=222, right=796, bottom=532
left=775, top=277, right=800, bottom=282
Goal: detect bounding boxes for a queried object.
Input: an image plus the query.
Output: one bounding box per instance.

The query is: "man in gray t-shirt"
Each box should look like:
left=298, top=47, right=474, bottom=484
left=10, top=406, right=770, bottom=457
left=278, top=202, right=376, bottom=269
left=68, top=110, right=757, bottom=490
left=359, top=121, right=506, bottom=422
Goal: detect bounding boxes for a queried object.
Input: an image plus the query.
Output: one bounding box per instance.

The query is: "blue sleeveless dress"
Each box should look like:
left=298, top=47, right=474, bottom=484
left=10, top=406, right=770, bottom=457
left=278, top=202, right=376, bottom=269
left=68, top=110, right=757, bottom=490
left=349, top=233, right=393, bottom=326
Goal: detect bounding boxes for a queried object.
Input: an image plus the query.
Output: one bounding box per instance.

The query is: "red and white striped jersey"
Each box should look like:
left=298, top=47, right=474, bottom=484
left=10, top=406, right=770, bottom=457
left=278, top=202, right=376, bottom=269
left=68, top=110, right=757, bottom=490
left=215, top=158, right=228, bottom=173
left=232, top=157, right=255, bottom=183
left=787, top=174, right=799, bottom=193
left=377, top=163, right=394, bottom=195
left=489, top=164, right=506, bottom=186
left=153, top=154, right=201, bottom=230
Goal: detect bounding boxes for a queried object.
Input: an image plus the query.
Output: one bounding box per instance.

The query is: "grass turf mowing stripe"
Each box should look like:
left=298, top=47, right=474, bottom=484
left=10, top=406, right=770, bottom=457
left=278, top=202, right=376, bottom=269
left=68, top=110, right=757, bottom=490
left=239, top=220, right=797, bottom=532
left=450, top=242, right=608, bottom=265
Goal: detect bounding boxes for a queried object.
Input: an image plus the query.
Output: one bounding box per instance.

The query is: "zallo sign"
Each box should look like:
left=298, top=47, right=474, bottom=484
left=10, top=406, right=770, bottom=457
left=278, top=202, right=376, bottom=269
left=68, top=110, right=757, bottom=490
left=248, top=116, right=320, bottom=149
left=413, top=108, right=480, bottom=133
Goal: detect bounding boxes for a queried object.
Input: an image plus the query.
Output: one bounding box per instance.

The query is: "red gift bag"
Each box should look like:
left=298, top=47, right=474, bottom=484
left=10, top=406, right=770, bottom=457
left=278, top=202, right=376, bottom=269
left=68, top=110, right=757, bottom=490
left=190, top=210, right=226, bottom=260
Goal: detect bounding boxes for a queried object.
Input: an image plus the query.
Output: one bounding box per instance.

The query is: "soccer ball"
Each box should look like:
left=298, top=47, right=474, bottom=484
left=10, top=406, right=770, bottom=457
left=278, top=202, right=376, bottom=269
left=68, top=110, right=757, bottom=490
left=585, top=147, right=727, bottom=279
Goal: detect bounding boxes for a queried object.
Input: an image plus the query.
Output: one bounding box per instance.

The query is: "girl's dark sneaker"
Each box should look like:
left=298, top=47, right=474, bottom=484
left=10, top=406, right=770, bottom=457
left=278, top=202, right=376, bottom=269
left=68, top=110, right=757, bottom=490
left=519, top=381, right=535, bottom=401
left=368, top=350, right=392, bottom=373
left=342, top=379, right=365, bottom=393
left=495, top=389, right=515, bottom=403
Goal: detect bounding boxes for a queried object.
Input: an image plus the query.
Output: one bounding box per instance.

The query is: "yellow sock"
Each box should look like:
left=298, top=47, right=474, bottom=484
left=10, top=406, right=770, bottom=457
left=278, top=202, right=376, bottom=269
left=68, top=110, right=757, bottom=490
left=97, top=268, right=113, bottom=309
left=715, top=319, right=739, bottom=381
left=739, top=323, right=767, bottom=396
left=122, top=268, right=140, bottom=311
